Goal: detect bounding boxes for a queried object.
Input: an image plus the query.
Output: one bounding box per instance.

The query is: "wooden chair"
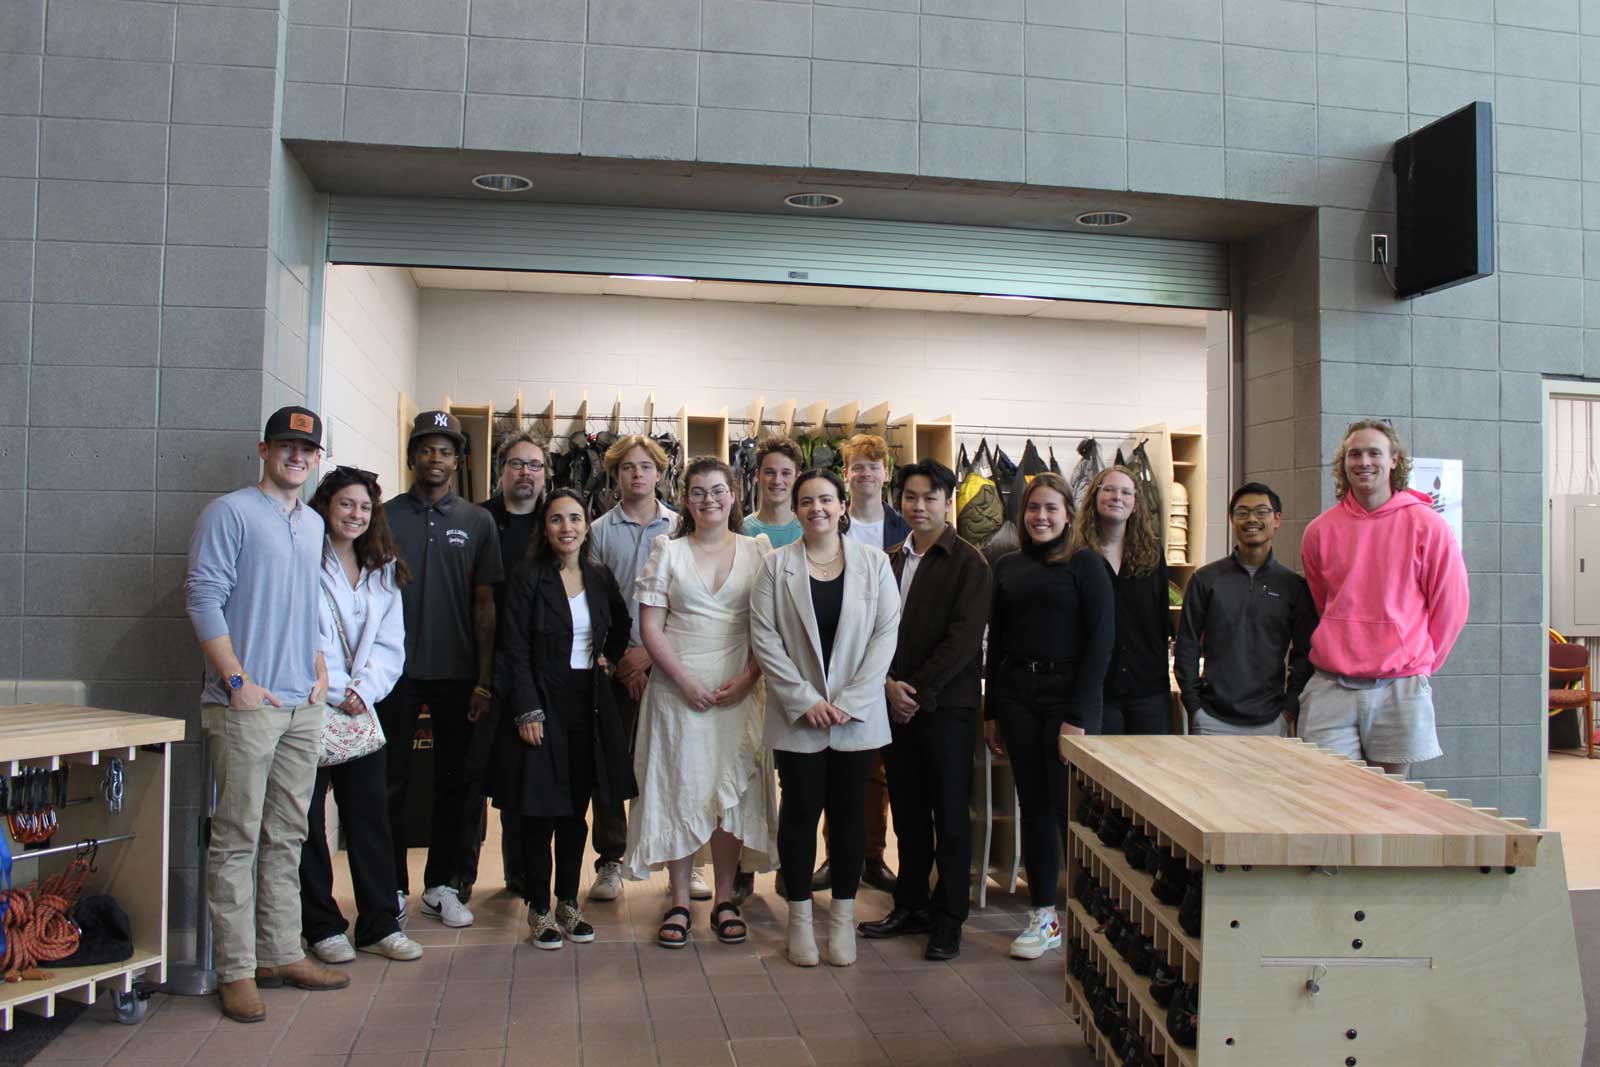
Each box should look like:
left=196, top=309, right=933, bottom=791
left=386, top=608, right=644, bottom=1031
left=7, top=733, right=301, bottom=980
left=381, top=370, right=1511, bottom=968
left=1549, top=642, right=1597, bottom=759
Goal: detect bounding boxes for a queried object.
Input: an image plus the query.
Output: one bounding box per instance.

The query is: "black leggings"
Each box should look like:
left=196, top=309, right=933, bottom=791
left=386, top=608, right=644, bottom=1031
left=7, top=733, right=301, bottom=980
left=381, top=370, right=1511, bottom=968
left=990, top=672, right=1074, bottom=909
left=775, top=747, right=877, bottom=902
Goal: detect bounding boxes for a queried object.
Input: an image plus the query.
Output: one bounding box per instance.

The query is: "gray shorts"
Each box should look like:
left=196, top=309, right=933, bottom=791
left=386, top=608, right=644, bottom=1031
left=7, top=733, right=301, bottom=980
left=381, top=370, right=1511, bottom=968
left=1298, top=670, right=1441, bottom=765
left=1191, top=707, right=1290, bottom=737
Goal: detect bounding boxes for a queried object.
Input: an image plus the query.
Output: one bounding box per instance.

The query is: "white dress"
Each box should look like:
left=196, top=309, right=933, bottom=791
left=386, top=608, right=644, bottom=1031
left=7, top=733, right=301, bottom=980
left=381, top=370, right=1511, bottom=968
left=623, top=533, right=778, bottom=878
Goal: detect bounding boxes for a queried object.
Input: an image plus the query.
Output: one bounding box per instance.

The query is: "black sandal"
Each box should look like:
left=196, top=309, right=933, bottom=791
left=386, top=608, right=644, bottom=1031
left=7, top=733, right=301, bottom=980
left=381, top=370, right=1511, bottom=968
left=658, top=906, right=691, bottom=949
left=711, top=900, right=747, bottom=944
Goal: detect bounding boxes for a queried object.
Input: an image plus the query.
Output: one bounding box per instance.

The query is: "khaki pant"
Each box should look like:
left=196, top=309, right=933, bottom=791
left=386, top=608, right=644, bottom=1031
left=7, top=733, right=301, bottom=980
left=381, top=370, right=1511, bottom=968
left=204, top=701, right=324, bottom=984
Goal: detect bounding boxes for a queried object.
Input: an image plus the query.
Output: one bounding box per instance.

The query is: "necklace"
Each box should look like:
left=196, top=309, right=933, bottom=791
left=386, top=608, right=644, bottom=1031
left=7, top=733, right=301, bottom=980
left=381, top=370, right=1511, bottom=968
left=805, top=549, right=841, bottom=566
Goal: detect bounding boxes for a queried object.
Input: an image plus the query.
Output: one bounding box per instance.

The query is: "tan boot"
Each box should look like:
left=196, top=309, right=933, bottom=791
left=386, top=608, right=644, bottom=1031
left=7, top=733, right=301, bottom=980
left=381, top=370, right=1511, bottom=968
left=256, top=956, right=351, bottom=991
left=218, top=978, right=265, bottom=1023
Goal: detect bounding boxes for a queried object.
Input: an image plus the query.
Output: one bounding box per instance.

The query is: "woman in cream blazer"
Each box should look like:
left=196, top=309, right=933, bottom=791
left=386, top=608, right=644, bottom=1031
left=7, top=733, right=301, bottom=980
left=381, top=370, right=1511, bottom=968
left=749, top=468, right=900, bottom=968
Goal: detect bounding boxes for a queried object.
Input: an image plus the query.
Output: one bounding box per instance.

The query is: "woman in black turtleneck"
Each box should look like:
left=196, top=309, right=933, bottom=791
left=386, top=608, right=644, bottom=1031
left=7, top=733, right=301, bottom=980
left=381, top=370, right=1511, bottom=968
left=982, top=472, right=1115, bottom=961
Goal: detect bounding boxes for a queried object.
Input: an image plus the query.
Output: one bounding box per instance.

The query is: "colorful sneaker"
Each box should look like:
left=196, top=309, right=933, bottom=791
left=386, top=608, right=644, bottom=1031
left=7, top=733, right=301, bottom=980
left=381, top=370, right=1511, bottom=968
left=1009, top=908, right=1062, bottom=960
left=422, top=884, right=474, bottom=928
left=589, top=861, right=624, bottom=902
left=528, top=908, right=563, bottom=950
left=358, top=931, right=424, bottom=961
left=308, top=934, right=354, bottom=964
left=555, top=900, right=596, bottom=943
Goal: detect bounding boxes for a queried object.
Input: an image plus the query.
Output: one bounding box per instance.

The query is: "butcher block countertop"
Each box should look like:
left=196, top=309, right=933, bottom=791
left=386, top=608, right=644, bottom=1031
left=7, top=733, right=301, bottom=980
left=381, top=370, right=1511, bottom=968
left=0, top=703, right=185, bottom=762
left=1060, top=734, right=1542, bottom=868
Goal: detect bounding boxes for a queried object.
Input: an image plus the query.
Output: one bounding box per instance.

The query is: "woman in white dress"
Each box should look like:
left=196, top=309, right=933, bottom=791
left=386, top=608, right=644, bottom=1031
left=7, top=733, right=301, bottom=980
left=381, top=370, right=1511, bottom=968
left=624, top=456, right=776, bottom=949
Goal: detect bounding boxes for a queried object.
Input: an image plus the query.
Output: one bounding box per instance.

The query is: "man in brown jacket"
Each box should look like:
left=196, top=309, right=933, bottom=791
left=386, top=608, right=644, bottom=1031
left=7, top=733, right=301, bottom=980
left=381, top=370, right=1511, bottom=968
left=858, top=458, right=991, bottom=960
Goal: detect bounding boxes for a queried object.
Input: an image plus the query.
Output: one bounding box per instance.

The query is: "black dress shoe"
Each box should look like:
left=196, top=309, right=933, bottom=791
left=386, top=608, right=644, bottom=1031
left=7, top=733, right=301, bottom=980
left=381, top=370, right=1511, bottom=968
left=857, top=906, right=933, bottom=939
left=860, top=857, right=898, bottom=893
left=924, top=925, right=961, bottom=961
left=810, top=861, right=831, bottom=891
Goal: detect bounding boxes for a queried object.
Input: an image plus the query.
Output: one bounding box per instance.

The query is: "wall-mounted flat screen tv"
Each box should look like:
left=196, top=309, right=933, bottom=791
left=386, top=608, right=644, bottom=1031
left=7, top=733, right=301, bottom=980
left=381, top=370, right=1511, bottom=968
left=1392, top=101, right=1494, bottom=299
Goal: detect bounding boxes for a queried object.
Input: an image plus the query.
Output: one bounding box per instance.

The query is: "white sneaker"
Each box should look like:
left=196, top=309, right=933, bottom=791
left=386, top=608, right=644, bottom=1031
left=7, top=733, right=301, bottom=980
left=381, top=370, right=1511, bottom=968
left=590, top=861, right=624, bottom=902
left=309, top=934, right=355, bottom=964
left=359, top=931, right=424, bottom=961
left=421, top=884, right=474, bottom=928
left=1009, top=908, right=1062, bottom=960
left=688, top=866, right=713, bottom=901
left=396, top=891, right=408, bottom=930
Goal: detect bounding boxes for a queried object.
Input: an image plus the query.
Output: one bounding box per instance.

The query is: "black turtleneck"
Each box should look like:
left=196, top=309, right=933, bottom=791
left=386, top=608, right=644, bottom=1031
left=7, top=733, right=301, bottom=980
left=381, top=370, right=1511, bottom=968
left=984, top=539, right=1115, bottom=731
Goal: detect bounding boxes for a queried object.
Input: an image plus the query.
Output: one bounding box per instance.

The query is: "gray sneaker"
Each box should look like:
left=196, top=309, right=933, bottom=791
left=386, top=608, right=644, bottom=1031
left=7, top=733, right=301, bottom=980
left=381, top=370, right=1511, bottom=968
left=589, top=861, right=624, bottom=902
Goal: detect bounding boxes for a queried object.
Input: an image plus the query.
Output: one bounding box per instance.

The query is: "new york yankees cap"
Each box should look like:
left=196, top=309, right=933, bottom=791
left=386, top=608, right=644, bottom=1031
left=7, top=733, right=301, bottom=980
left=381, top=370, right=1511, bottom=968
left=264, top=405, right=323, bottom=447
left=410, top=409, right=468, bottom=451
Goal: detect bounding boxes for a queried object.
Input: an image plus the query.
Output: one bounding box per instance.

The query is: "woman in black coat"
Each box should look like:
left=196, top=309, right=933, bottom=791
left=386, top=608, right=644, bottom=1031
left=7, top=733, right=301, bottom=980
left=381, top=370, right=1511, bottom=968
left=499, top=488, right=633, bottom=950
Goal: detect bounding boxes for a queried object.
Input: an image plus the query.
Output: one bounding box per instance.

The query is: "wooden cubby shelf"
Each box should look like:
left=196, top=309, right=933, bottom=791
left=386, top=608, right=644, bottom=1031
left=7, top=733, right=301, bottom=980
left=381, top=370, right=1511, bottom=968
left=1060, top=735, right=1585, bottom=1066
left=0, top=705, right=184, bottom=1031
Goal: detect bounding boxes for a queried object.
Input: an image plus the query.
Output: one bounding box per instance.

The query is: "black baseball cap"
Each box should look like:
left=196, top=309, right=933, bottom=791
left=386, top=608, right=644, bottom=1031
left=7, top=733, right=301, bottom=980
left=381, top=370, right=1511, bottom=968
left=410, top=410, right=468, bottom=451
left=264, top=406, right=323, bottom=447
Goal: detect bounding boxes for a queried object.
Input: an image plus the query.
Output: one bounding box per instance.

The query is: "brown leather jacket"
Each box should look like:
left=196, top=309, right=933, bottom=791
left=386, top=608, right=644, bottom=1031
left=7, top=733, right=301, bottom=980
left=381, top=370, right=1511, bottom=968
left=887, top=525, right=992, bottom=716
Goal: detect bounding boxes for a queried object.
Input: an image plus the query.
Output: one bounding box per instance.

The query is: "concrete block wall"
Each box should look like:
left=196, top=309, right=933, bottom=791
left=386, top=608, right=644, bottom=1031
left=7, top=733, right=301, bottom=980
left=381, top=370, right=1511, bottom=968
left=322, top=264, right=419, bottom=495
left=413, top=288, right=1206, bottom=449
left=272, top=0, right=1597, bottom=821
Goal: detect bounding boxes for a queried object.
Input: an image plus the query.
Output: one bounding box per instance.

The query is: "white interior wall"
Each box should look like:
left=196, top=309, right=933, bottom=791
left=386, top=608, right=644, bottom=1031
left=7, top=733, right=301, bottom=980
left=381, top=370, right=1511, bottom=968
left=415, top=289, right=1206, bottom=455
left=322, top=265, right=421, bottom=495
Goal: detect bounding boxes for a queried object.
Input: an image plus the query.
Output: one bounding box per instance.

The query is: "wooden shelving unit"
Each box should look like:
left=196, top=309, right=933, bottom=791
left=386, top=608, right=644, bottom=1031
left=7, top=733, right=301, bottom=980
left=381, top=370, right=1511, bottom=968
left=445, top=396, right=494, bottom=502
left=0, top=705, right=185, bottom=1030
left=1060, top=735, right=1583, bottom=1067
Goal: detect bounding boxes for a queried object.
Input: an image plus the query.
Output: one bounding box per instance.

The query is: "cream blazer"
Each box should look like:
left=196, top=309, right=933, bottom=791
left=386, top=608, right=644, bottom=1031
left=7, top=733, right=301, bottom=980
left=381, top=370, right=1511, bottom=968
left=749, top=537, right=901, bottom=753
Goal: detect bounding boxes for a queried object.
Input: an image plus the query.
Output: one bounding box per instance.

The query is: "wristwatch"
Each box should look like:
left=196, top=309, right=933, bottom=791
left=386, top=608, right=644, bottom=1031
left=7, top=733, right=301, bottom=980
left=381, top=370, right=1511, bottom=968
left=227, top=673, right=246, bottom=692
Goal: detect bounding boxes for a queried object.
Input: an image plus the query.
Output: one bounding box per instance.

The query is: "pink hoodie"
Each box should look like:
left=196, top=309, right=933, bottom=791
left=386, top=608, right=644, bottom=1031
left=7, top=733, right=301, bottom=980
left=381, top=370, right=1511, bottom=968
left=1300, top=488, right=1469, bottom=679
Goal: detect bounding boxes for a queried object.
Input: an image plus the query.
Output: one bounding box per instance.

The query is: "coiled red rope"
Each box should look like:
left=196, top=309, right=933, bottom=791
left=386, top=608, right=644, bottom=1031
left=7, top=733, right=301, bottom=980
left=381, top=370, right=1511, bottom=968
left=2, top=859, right=89, bottom=979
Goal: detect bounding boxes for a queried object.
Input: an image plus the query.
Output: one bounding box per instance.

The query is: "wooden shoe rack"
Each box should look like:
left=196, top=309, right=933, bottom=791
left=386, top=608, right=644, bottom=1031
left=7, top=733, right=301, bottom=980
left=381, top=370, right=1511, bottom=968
left=1059, top=735, right=1585, bottom=1067
left=0, top=704, right=185, bottom=1030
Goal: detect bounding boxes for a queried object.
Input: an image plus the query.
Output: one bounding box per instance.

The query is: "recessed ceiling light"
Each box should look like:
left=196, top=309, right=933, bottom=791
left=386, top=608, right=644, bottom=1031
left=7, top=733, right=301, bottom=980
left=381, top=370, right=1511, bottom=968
left=1075, top=210, right=1133, bottom=228
left=608, top=274, right=692, bottom=282
left=784, top=192, right=844, bottom=209
left=471, top=173, right=532, bottom=192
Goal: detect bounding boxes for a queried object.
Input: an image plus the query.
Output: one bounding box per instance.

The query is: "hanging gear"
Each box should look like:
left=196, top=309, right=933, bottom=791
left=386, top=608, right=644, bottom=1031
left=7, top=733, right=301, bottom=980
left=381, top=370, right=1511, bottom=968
left=1127, top=439, right=1163, bottom=528
left=956, top=440, right=1003, bottom=546
left=1047, top=445, right=1062, bottom=476
left=1068, top=437, right=1105, bottom=510
left=955, top=443, right=971, bottom=481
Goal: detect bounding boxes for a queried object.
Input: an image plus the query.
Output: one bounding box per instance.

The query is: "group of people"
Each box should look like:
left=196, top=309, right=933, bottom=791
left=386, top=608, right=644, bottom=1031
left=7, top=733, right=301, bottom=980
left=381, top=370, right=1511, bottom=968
left=185, top=405, right=1467, bottom=1023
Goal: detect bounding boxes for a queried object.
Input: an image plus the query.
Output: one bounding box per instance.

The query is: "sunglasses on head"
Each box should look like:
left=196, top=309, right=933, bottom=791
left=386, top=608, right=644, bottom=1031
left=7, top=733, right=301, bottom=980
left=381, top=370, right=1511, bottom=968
left=335, top=465, right=379, bottom=484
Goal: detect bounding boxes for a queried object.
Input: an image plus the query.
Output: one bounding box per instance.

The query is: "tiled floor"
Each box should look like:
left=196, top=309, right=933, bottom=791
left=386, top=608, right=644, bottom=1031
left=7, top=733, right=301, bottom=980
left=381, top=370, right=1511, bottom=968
left=30, top=830, right=1093, bottom=1067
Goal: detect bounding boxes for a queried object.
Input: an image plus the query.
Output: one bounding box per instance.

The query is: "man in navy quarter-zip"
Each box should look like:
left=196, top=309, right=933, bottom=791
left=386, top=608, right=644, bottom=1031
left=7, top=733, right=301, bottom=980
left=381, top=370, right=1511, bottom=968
left=1173, top=482, right=1318, bottom=736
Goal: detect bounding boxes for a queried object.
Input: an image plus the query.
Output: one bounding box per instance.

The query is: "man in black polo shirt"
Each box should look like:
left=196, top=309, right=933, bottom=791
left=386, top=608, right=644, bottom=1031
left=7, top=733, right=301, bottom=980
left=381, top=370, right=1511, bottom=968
left=380, top=411, right=504, bottom=928
left=1173, top=481, right=1317, bottom=736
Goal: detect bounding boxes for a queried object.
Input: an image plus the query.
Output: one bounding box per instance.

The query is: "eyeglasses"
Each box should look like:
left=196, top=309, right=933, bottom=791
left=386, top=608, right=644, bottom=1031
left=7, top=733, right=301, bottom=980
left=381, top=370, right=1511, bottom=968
left=336, top=465, right=378, bottom=483
left=504, top=459, right=545, bottom=473
left=687, top=486, right=732, bottom=502
left=1231, top=506, right=1276, bottom=521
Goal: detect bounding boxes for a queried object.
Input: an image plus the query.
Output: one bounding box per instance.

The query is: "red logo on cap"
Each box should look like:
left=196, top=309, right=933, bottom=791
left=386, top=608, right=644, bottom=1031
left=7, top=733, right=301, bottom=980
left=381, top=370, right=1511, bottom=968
left=289, top=413, right=314, bottom=433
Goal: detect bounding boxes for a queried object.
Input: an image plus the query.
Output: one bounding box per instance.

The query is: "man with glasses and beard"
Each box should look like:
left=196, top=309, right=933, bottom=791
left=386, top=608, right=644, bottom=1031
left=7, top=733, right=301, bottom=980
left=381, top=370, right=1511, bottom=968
left=1174, top=482, right=1317, bottom=737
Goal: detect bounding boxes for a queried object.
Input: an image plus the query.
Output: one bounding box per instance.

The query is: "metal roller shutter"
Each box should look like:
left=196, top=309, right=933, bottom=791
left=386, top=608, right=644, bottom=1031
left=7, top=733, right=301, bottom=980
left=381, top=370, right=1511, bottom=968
left=326, top=196, right=1228, bottom=310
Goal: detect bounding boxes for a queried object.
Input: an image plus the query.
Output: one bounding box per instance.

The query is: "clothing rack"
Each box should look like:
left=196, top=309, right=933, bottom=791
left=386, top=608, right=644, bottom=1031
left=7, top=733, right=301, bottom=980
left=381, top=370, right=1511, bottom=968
left=953, top=423, right=1167, bottom=440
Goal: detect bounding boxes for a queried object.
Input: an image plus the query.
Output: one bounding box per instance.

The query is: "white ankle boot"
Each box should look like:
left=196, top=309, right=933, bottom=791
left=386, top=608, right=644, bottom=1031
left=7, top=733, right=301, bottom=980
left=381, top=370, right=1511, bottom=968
left=787, top=899, right=819, bottom=967
left=825, top=897, right=856, bottom=966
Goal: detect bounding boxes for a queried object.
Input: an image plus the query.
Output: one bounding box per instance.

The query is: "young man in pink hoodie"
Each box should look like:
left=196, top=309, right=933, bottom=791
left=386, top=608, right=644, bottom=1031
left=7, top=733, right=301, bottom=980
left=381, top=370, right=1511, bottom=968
left=1299, top=419, right=1469, bottom=776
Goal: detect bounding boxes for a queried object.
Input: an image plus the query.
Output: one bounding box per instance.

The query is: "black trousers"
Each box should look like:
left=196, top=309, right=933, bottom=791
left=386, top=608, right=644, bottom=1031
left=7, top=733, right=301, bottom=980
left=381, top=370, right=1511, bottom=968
left=989, top=668, right=1074, bottom=908
left=299, top=746, right=402, bottom=947
left=376, top=676, right=475, bottom=893
left=588, top=676, right=638, bottom=869
left=883, top=711, right=976, bottom=927
left=456, top=802, right=526, bottom=890
left=1102, top=692, right=1171, bottom=735
left=775, top=747, right=877, bottom=902
left=523, top=684, right=596, bottom=912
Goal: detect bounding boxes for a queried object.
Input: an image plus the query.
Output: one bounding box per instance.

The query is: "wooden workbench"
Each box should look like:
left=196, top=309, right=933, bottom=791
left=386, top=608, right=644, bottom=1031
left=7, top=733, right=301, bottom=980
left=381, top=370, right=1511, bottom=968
left=1059, top=734, right=1585, bottom=1067
left=0, top=704, right=185, bottom=1029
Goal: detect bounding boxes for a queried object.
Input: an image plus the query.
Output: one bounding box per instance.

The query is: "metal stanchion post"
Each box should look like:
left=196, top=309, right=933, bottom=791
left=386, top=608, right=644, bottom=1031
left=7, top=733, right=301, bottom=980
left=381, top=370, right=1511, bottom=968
left=164, top=731, right=217, bottom=997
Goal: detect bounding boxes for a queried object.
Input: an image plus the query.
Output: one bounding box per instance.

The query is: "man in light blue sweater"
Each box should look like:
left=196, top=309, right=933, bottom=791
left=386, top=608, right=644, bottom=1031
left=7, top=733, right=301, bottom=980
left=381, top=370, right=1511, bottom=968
left=185, top=406, right=349, bottom=1023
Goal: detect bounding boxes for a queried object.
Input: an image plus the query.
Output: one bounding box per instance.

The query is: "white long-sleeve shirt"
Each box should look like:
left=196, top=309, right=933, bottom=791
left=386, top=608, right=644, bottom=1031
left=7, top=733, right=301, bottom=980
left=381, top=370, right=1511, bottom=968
left=318, top=555, right=406, bottom=708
